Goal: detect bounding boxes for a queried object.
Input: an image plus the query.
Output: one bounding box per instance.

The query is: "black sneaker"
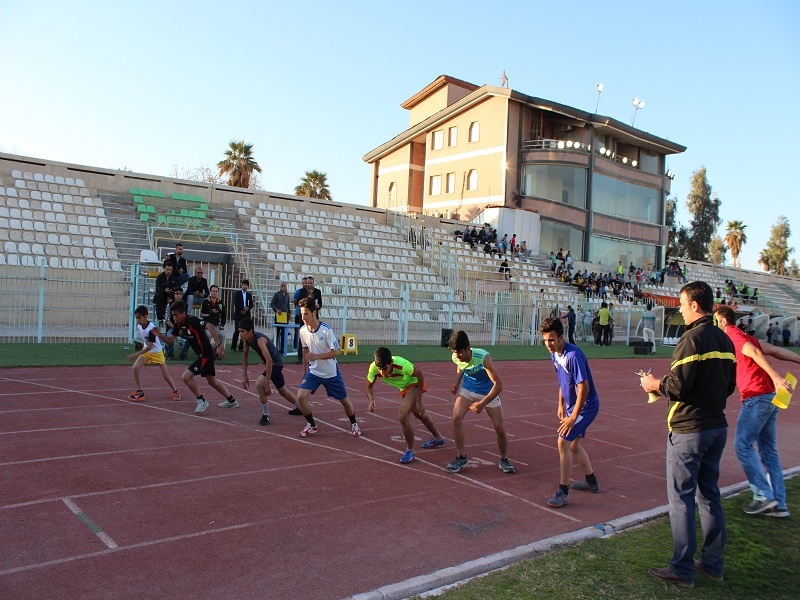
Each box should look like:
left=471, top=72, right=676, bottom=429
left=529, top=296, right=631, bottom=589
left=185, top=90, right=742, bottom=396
left=744, top=499, right=778, bottom=515
left=288, top=408, right=303, bottom=415
left=259, top=415, right=270, bottom=426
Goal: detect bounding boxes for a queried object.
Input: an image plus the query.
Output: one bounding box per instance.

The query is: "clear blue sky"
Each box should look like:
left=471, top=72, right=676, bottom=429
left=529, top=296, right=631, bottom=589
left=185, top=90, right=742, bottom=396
left=1, top=0, right=797, bottom=271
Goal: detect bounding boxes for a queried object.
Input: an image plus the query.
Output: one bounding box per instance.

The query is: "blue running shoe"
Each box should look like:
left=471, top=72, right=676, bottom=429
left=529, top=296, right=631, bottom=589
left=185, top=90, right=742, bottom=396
left=421, top=437, right=445, bottom=449
left=547, top=489, right=569, bottom=508
left=399, top=449, right=415, bottom=464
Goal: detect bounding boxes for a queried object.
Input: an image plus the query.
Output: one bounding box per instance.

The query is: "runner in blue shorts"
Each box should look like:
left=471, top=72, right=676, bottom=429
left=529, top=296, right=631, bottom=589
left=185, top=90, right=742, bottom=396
left=295, top=297, right=361, bottom=438
left=236, top=318, right=301, bottom=426
left=540, top=317, right=600, bottom=507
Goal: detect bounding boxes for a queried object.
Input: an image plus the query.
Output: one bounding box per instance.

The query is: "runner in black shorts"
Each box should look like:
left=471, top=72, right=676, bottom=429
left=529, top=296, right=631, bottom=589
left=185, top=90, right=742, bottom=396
left=155, top=300, right=237, bottom=415
left=237, top=318, right=301, bottom=425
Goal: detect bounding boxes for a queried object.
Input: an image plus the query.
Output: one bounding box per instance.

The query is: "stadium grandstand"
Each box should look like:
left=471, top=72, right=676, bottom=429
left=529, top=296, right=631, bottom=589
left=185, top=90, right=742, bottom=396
left=1, top=151, right=798, bottom=349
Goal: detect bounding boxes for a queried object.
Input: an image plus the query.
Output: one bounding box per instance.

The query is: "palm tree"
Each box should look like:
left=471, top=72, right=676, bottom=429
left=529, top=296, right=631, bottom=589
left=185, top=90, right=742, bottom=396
left=217, top=140, right=262, bottom=189
left=294, top=170, right=332, bottom=200
left=724, top=220, right=747, bottom=268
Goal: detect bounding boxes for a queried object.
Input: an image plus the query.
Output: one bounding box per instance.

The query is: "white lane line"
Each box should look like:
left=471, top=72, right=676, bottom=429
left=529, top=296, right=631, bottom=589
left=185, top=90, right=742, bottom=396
left=616, top=464, right=666, bottom=481
left=0, top=418, right=188, bottom=437
left=62, top=498, right=118, bottom=549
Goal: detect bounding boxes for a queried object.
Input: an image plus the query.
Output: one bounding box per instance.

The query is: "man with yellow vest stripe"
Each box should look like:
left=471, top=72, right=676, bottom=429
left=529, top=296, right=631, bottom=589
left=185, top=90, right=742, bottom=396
left=641, top=281, right=736, bottom=588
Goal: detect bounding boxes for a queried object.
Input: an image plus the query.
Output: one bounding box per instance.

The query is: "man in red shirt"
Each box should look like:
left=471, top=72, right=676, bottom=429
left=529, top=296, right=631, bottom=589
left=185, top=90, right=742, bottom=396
left=714, top=306, right=799, bottom=518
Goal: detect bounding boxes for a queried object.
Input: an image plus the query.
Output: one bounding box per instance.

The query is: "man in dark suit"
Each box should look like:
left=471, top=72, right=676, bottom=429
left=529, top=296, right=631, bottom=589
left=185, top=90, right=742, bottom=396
left=165, top=243, right=190, bottom=287
left=230, top=279, right=254, bottom=352
left=296, top=276, right=323, bottom=364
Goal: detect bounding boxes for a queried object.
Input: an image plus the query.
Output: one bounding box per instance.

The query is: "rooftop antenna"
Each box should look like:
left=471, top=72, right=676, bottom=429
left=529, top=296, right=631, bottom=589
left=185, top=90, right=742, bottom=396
left=595, top=83, right=603, bottom=112
left=500, top=70, right=508, bottom=88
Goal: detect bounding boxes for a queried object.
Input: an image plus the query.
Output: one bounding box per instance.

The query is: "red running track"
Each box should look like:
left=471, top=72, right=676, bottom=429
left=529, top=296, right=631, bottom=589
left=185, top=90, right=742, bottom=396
left=1, top=357, right=799, bottom=599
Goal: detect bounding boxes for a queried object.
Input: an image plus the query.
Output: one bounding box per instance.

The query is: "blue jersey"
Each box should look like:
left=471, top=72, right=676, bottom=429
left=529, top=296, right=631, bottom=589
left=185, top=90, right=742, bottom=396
left=453, top=348, right=495, bottom=395
left=550, top=343, right=600, bottom=416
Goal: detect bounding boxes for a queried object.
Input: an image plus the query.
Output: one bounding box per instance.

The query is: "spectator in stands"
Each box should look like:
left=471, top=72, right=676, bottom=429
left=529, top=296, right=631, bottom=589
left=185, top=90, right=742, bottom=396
left=483, top=241, right=498, bottom=257
left=608, top=303, right=616, bottom=344
left=185, top=266, right=209, bottom=314
left=509, top=234, right=517, bottom=255
left=519, top=240, right=532, bottom=259
left=166, top=243, right=190, bottom=287
left=298, top=276, right=323, bottom=318
left=154, top=262, right=176, bottom=323
left=230, top=279, right=254, bottom=353
left=478, top=228, right=488, bottom=245
left=550, top=251, right=557, bottom=273
left=746, top=317, right=755, bottom=336
left=783, top=325, right=791, bottom=347
left=770, top=321, right=782, bottom=345
left=752, top=288, right=759, bottom=304
left=629, top=262, right=636, bottom=280
left=640, top=302, right=657, bottom=353
left=163, top=288, right=184, bottom=359
left=270, top=281, right=291, bottom=354
left=462, top=228, right=474, bottom=249
left=498, top=234, right=509, bottom=256
left=616, top=261, right=624, bottom=278
left=499, top=259, right=511, bottom=281
left=201, top=284, right=227, bottom=352
left=565, top=251, right=573, bottom=277
left=293, top=276, right=308, bottom=363
left=566, top=305, right=576, bottom=344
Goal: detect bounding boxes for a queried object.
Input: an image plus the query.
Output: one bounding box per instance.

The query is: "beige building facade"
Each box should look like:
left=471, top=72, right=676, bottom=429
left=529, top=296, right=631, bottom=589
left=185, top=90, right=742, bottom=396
left=364, top=75, right=686, bottom=269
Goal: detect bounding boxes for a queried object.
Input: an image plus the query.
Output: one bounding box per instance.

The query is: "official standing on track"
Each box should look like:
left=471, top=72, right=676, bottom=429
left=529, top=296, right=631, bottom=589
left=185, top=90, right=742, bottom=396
left=641, top=281, right=736, bottom=588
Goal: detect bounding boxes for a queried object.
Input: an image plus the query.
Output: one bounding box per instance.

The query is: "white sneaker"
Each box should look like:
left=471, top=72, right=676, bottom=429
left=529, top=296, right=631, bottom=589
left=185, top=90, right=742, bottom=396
left=195, top=399, right=209, bottom=414
left=218, top=399, right=239, bottom=408
left=351, top=423, right=362, bottom=437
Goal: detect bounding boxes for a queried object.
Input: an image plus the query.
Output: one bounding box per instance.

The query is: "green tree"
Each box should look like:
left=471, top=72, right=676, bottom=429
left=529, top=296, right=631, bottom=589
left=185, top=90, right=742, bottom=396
left=665, top=196, right=689, bottom=258
left=685, top=167, right=721, bottom=261
left=789, top=259, right=800, bottom=278
left=758, top=215, right=794, bottom=275
left=217, top=140, right=262, bottom=189
left=706, top=234, right=727, bottom=266
left=294, top=170, right=332, bottom=200
left=724, top=220, right=747, bottom=268
left=172, top=163, right=226, bottom=185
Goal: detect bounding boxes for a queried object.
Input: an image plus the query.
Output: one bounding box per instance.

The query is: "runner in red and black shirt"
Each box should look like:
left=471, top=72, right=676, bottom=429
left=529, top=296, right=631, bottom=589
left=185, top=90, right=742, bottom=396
left=155, top=300, right=237, bottom=415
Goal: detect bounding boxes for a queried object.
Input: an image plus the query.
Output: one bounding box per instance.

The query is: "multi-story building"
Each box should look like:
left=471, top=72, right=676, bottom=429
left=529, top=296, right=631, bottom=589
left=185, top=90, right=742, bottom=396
left=363, top=75, right=686, bottom=269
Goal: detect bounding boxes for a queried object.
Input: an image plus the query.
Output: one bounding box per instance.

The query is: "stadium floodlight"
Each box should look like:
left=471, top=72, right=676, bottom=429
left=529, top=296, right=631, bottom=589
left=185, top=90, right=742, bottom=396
left=632, top=98, right=645, bottom=126
left=595, top=83, right=604, bottom=112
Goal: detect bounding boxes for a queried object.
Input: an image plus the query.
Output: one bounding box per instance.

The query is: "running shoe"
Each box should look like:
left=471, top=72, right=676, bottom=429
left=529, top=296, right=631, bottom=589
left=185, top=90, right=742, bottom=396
left=195, top=399, right=209, bottom=414
left=218, top=399, right=239, bottom=408
left=499, top=458, right=516, bottom=474
left=128, top=390, right=145, bottom=402
left=421, top=437, right=445, bottom=449
left=287, top=407, right=303, bottom=415
left=259, top=415, right=270, bottom=426
left=171, top=390, right=182, bottom=401
left=547, top=489, right=569, bottom=507
left=571, top=480, right=600, bottom=493
left=351, top=423, right=363, bottom=437
left=764, top=508, right=790, bottom=518
left=446, top=455, right=468, bottom=473
left=299, top=423, right=318, bottom=438
left=399, top=449, right=415, bottom=464
left=744, top=499, right=777, bottom=515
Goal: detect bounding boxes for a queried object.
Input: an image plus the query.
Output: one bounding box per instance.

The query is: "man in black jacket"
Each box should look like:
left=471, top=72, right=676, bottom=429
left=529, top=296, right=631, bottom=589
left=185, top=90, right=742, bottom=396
left=153, top=262, right=176, bottom=322
left=230, top=279, right=254, bottom=352
left=641, top=281, right=736, bottom=588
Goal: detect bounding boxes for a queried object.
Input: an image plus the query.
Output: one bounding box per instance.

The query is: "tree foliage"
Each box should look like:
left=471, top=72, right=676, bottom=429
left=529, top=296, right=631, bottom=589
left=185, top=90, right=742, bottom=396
left=706, top=234, right=727, bottom=266
left=685, top=167, right=721, bottom=261
left=724, top=220, right=747, bottom=268
left=217, top=140, right=262, bottom=189
left=758, top=215, right=794, bottom=275
left=789, top=259, right=800, bottom=278
left=665, top=196, right=689, bottom=258
left=294, top=170, right=332, bottom=200
left=172, top=163, right=226, bottom=185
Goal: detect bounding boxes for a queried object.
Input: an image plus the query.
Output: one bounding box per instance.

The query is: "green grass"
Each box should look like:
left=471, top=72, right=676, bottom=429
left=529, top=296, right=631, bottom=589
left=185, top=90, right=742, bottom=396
left=0, top=342, right=685, bottom=368
left=425, top=476, right=799, bottom=600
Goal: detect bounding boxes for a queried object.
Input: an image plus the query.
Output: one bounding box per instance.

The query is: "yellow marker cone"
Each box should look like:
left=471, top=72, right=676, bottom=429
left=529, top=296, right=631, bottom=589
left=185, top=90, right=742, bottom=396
left=773, top=373, right=796, bottom=409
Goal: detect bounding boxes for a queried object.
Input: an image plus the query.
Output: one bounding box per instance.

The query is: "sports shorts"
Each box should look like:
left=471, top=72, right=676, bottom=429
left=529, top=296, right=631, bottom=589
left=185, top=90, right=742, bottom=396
left=142, top=351, right=165, bottom=366
left=261, top=365, right=286, bottom=389
left=560, top=406, right=597, bottom=442
left=188, top=357, right=216, bottom=378
left=299, top=368, right=347, bottom=400
left=400, top=382, right=426, bottom=398
left=458, top=388, right=501, bottom=408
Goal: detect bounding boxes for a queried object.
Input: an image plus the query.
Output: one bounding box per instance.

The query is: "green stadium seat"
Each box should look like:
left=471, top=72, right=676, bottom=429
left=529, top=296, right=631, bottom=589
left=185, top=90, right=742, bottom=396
left=140, top=213, right=150, bottom=222
left=137, top=204, right=147, bottom=213
left=208, top=220, right=218, bottom=229
left=146, top=205, right=156, bottom=214
left=171, top=193, right=180, bottom=200
left=130, top=187, right=139, bottom=195
left=157, top=215, right=167, bottom=225
left=155, top=190, right=165, bottom=198
left=196, top=211, right=206, bottom=219
left=200, top=203, right=209, bottom=211
left=133, top=196, right=144, bottom=204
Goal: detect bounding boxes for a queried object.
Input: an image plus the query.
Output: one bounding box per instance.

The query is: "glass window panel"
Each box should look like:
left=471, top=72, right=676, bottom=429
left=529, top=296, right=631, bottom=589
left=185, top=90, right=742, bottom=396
left=592, top=173, right=660, bottom=224
left=589, top=235, right=656, bottom=270
left=448, top=127, right=457, bottom=147
left=432, top=130, right=443, bottom=150
left=429, top=175, right=441, bottom=195
left=522, top=164, right=587, bottom=209
left=540, top=220, right=584, bottom=260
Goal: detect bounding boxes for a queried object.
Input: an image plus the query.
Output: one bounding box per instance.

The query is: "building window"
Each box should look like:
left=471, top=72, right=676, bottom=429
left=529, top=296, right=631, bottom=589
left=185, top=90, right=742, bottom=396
left=522, top=164, right=587, bottom=209
left=466, top=169, right=478, bottom=190
left=432, top=130, right=443, bottom=150
left=469, top=122, right=480, bottom=143
left=593, top=173, right=660, bottom=224
left=446, top=172, right=455, bottom=194
left=429, top=175, right=441, bottom=196
left=448, top=126, right=457, bottom=147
